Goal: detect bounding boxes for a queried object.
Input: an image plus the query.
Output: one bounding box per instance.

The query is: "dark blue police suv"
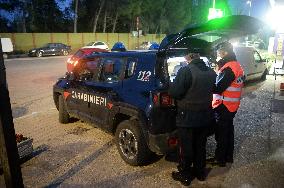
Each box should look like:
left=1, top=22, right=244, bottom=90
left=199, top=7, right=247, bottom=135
left=53, top=15, right=264, bottom=165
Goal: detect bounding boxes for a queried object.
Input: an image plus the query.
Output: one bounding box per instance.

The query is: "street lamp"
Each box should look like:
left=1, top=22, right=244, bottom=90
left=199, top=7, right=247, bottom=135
left=247, top=0, right=252, bottom=16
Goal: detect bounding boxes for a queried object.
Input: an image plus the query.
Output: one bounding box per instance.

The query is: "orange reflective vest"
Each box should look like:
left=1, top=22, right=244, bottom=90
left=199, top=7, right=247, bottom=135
left=212, top=61, right=244, bottom=112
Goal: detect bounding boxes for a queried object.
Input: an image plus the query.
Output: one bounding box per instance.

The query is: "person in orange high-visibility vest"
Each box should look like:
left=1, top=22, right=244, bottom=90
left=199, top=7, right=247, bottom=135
left=211, top=42, right=244, bottom=167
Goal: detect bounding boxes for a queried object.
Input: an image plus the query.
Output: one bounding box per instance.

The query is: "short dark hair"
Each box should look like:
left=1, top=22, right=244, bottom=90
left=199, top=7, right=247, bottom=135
left=216, top=41, right=234, bottom=53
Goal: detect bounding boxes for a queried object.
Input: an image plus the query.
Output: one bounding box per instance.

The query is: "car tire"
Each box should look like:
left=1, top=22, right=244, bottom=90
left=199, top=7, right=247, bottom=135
left=63, top=50, right=68, bottom=56
left=261, top=69, right=268, bottom=81
left=3, top=53, right=8, bottom=59
left=58, top=95, right=70, bottom=124
left=115, top=120, right=152, bottom=166
left=36, top=51, right=43, bottom=57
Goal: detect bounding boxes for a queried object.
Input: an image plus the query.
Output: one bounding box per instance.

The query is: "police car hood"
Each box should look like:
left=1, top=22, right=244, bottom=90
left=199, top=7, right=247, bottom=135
left=159, top=15, right=266, bottom=52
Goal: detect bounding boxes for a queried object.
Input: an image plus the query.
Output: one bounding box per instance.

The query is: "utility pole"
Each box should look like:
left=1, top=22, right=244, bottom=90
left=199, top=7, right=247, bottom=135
left=247, top=0, right=252, bottom=16
left=0, top=39, right=24, bottom=187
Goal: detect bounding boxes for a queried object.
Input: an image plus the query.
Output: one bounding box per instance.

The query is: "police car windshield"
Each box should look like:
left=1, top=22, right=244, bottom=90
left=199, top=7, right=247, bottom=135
left=167, top=56, right=210, bottom=82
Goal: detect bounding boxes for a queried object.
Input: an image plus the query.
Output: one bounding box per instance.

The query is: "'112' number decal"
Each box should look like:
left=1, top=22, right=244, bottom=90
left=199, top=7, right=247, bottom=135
left=137, top=71, right=151, bottom=81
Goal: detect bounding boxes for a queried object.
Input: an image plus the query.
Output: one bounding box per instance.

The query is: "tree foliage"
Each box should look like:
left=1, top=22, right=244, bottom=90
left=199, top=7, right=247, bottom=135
left=0, top=0, right=232, bottom=34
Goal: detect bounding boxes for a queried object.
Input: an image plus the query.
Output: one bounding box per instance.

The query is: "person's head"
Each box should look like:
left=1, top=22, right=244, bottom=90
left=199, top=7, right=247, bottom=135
left=216, top=41, right=234, bottom=59
left=185, top=48, right=201, bottom=63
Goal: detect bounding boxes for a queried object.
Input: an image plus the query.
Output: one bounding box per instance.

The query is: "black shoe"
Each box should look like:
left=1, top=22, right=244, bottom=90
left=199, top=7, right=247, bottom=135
left=194, top=170, right=206, bottom=181
left=206, top=157, right=217, bottom=163
left=177, top=164, right=192, bottom=173
left=209, top=160, right=226, bottom=167
left=226, top=158, right=234, bottom=163
left=217, top=162, right=226, bottom=167
left=172, top=171, right=192, bottom=186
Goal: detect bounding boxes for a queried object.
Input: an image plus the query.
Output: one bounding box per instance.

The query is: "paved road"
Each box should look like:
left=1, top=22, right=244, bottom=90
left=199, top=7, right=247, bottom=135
left=5, top=56, right=69, bottom=119
left=1, top=57, right=283, bottom=187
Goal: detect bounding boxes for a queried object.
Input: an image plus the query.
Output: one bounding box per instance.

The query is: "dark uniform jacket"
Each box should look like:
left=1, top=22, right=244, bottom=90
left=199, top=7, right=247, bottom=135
left=169, top=58, right=216, bottom=128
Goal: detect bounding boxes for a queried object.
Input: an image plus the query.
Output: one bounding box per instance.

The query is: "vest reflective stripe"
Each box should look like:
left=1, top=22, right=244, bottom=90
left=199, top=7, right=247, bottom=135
left=212, top=61, right=244, bottom=112
left=226, top=86, right=242, bottom=92
left=213, top=94, right=241, bottom=102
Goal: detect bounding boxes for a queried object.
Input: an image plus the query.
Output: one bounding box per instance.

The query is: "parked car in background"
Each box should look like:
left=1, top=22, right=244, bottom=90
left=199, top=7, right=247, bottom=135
left=234, top=46, right=268, bottom=81
left=136, top=41, right=159, bottom=50
left=67, top=47, right=108, bottom=72
left=82, top=41, right=109, bottom=50
left=28, top=43, right=71, bottom=57
left=1, top=38, right=13, bottom=59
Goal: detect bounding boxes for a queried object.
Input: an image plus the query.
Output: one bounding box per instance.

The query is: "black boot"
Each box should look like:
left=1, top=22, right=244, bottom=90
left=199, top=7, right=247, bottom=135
left=194, top=169, right=206, bottom=181
left=172, top=171, right=193, bottom=186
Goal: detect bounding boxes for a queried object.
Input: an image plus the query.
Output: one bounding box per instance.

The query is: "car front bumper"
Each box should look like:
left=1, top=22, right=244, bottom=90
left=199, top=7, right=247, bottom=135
left=28, top=51, right=37, bottom=56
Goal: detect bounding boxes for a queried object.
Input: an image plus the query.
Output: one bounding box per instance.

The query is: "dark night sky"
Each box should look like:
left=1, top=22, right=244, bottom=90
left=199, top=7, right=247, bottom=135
left=0, top=0, right=274, bottom=25
left=228, top=0, right=271, bottom=20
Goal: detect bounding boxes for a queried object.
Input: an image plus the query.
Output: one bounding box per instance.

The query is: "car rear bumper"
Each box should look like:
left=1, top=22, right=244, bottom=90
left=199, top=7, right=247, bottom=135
left=148, top=130, right=178, bottom=155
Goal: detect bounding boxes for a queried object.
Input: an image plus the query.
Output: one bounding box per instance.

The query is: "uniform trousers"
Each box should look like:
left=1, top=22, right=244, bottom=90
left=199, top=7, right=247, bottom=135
left=178, top=126, right=208, bottom=175
left=214, top=104, right=236, bottom=163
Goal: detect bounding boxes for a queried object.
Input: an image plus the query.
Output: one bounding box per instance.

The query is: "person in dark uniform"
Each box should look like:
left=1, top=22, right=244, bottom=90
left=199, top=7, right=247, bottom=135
left=169, top=48, right=216, bottom=186
left=211, top=42, right=244, bottom=167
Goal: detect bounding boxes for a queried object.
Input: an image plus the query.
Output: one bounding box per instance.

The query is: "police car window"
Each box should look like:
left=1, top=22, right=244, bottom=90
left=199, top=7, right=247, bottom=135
left=74, top=50, right=84, bottom=58
left=95, top=42, right=104, bottom=45
left=254, top=51, right=262, bottom=63
left=76, top=58, right=101, bottom=81
left=100, top=58, right=124, bottom=82
left=167, top=56, right=187, bottom=82
left=125, top=58, right=137, bottom=79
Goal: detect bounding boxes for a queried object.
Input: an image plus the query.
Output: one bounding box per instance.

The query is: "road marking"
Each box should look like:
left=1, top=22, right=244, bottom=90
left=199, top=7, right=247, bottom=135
left=5, top=55, right=72, bottom=62
left=14, top=108, right=57, bottom=120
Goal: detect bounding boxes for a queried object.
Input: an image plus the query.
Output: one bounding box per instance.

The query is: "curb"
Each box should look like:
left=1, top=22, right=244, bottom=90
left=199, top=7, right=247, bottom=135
left=7, top=54, right=28, bottom=59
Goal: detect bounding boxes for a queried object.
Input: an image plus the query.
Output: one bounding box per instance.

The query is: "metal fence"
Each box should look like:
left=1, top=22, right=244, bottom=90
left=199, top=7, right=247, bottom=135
left=0, top=33, right=166, bottom=52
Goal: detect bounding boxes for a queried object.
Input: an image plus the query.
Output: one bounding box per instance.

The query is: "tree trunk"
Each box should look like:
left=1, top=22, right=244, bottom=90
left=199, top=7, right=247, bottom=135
left=129, top=16, right=134, bottom=33
left=103, top=9, right=107, bottom=33
left=154, top=25, right=159, bottom=34
left=30, top=1, right=35, bottom=31
left=22, top=1, right=27, bottom=33
left=93, top=0, right=105, bottom=33
left=74, top=0, right=79, bottom=33
left=112, top=11, right=118, bottom=33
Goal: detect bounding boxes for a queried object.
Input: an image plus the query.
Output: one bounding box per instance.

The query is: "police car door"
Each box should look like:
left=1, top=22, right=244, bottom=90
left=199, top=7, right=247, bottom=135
left=121, top=56, right=155, bottom=113
left=66, top=63, right=96, bottom=120
left=253, top=50, right=266, bottom=79
left=86, top=57, right=124, bottom=127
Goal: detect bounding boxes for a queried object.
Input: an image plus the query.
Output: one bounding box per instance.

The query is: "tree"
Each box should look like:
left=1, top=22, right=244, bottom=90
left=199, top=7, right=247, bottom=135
left=93, top=0, right=105, bottom=33
left=74, top=0, right=79, bottom=33
left=0, top=16, right=10, bottom=32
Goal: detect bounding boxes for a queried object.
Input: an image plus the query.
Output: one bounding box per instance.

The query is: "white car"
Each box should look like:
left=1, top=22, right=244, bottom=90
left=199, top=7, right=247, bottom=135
left=82, top=41, right=109, bottom=50
left=1, top=38, right=13, bottom=59
left=233, top=46, right=268, bottom=81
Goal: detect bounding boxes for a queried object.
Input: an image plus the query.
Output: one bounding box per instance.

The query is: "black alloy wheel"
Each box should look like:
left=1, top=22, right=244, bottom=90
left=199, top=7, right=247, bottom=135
left=115, top=120, right=153, bottom=166
left=118, top=128, right=138, bottom=160
left=36, top=51, right=43, bottom=57
left=63, top=50, right=68, bottom=56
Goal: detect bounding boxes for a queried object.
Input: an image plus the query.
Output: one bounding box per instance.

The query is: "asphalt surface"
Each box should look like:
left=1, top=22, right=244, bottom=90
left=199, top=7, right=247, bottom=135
left=1, top=56, right=284, bottom=187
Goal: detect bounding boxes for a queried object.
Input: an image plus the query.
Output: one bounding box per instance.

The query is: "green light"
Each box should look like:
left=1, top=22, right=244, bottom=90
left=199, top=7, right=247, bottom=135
left=208, top=8, right=224, bottom=20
